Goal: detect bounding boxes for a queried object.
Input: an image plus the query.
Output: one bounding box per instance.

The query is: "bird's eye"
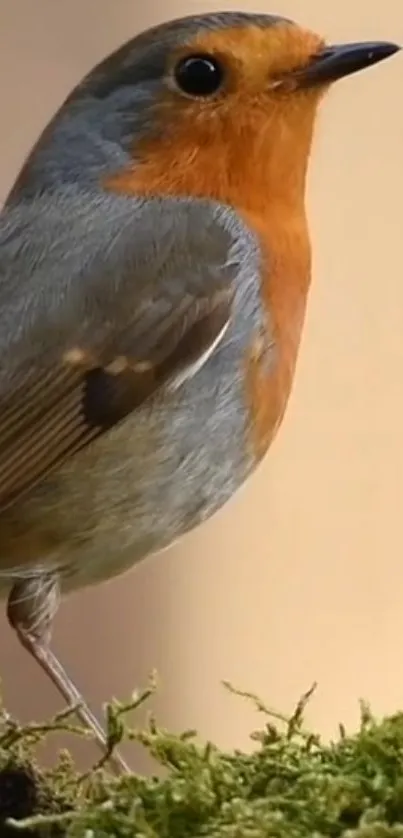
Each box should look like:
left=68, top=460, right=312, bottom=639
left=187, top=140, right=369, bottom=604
left=173, top=53, right=224, bottom=98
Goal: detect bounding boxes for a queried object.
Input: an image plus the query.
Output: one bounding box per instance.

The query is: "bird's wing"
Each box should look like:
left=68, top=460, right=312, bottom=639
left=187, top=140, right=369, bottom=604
left=0, top=190, right=250, bottom=511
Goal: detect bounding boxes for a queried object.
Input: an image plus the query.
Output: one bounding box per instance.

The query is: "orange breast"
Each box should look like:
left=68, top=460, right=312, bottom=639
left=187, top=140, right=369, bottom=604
left=241, top=205, right=311, bottom=458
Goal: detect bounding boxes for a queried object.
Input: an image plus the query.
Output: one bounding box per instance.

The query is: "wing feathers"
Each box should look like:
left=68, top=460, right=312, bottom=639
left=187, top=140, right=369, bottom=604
left=0, top=287, right=233, bottom=510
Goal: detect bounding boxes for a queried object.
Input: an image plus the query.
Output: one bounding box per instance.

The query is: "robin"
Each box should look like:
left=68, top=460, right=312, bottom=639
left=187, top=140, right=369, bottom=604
left=0, top=11, right=399, bottom=772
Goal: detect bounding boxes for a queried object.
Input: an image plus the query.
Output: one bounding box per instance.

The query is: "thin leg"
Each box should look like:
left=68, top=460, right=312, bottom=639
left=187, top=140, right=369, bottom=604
left=7, top=573, right=130, bottom=775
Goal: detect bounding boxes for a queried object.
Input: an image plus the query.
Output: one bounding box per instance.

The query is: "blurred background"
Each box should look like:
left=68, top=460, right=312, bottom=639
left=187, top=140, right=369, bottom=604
left=0, top=0, right=402, bottom=770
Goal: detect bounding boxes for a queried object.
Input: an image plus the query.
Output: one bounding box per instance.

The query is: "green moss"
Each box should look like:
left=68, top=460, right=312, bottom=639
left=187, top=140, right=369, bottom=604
left=2, top=677, right=403, bottom=838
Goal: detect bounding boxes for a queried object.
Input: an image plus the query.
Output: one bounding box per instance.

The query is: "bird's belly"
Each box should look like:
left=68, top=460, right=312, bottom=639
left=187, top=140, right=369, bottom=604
left=0, top=351, right=259, bottom=593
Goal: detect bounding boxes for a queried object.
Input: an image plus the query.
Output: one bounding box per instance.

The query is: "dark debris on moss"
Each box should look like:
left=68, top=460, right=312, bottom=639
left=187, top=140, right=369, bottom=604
left=1, top=677, right=403, bottom=838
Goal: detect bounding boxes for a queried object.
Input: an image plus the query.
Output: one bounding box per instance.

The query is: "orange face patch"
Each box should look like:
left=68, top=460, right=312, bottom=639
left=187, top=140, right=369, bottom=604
left=105, top=22, right=326, bottom=208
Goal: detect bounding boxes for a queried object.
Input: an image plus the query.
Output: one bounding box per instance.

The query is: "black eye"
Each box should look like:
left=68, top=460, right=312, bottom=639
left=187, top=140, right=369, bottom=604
left=173, top=54, right=224, bottom=97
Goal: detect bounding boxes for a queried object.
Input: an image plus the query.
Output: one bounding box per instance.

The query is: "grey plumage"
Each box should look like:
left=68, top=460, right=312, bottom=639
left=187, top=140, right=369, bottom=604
left=0, top=181, right=272, bottom=589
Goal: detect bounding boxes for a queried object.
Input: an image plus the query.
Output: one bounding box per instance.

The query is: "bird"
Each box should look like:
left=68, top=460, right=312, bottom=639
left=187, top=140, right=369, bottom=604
left=0, top=11, right=399, bottom=772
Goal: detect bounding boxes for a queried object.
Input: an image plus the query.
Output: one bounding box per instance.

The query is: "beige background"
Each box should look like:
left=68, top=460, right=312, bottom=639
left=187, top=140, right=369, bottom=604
left=0, top=0, right=402, bottom=769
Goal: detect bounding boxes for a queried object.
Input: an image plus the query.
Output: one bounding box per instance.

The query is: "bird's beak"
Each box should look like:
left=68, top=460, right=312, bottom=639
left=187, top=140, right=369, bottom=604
left=291, top=41, right=400, bottom=88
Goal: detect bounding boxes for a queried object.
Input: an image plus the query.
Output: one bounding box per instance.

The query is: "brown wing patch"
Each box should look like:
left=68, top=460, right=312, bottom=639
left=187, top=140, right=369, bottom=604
left=0, top=289, right=232, bottom=511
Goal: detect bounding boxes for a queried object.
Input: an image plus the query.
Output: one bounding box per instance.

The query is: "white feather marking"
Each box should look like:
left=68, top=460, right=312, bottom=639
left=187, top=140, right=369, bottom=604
left=168, top=318, right=230, bottom=392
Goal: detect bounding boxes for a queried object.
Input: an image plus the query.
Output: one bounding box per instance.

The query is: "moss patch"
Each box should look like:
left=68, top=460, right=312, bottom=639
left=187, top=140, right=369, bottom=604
left=1, top=678, right=403, bottom=838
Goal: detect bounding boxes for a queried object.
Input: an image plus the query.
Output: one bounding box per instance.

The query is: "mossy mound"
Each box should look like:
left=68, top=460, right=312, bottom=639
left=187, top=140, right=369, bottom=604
left=1, top=678, right=403, bottom=838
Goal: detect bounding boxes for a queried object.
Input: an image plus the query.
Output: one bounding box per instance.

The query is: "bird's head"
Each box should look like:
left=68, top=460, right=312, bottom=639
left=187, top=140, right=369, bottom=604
left=8, top=12, right=400, bottom=212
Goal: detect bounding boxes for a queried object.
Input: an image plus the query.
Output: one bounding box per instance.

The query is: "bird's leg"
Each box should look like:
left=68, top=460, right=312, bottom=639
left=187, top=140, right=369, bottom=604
left=6, top=573, right=130, bottom=774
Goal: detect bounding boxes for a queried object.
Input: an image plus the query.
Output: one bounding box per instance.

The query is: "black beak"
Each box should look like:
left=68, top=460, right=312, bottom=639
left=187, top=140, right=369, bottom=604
left=292, top=41, right=400, bottom=88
